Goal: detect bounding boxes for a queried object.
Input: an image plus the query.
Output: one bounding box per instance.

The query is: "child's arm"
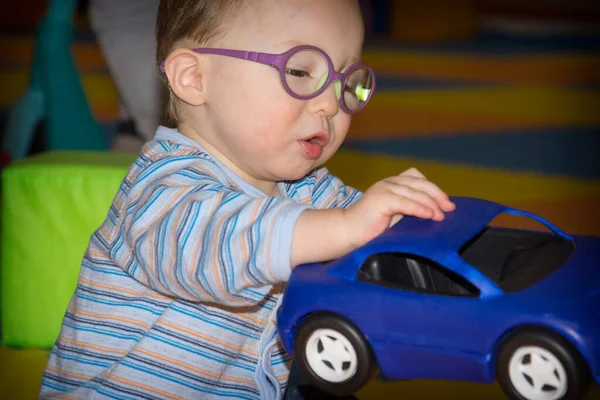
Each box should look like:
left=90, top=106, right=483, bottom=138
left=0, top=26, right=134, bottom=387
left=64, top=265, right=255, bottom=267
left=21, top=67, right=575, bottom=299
left=309, top=167, right=363, bottom=209
left=111, top=156, right=315, bottom=307
left=291, top=168, right=456, bottom=266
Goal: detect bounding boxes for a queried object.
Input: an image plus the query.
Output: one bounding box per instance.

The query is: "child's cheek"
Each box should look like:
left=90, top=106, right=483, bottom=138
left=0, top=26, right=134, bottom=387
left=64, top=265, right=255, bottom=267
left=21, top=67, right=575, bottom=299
left=334, top=114, right=352, bottom=140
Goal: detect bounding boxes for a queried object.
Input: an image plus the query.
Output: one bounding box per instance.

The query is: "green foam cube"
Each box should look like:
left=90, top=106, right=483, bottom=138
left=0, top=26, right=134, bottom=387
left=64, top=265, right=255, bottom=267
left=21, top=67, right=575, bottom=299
left=1, top=151, right=135, bottom=348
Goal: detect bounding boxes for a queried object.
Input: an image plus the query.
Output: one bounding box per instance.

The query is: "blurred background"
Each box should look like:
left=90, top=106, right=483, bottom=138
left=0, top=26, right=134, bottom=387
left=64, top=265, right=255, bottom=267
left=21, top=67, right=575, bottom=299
left=0, top=0, right=599, bottom=399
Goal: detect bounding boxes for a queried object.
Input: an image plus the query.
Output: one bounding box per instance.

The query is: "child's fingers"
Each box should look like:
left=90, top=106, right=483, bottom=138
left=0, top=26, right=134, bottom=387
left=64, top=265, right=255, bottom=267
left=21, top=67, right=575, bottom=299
left=399, top=167, right=427, bottom=179
left=441, top=197, right=456, bottom=212
left=398, top=169, right=455, bottom=212
left=415, top=180, right=454, bottom=212
left=387, top=176, right=453, bottom=213
left=386, top=183, right=444, bottom=220
left=413, top=180, right=452, bottom=210
left=375, top=188, right=439, bottom=221
left=387, top=196, right=435, bottom=220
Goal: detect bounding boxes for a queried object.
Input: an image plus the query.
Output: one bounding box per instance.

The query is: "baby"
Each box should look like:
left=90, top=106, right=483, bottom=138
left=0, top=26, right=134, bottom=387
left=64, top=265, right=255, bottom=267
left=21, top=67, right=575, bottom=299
left=40, top=0, right=455, bottom=399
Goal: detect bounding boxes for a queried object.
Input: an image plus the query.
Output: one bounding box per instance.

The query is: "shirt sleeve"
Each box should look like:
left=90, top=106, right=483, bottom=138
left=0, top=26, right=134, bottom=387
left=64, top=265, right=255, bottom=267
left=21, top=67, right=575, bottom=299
left=109, top=155, right=314, bottom=307
left=310, top=167, right=363, bottom=209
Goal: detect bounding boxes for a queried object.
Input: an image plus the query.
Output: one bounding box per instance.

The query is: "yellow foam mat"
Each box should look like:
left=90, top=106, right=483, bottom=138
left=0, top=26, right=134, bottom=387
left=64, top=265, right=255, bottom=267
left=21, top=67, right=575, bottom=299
left=370, top=86, right=600, bottom=122
left=327, top=151, right=600, bottom=236
left=327, top=150, right=600, bottom=203
left=1, top=347, right=50, bottom=399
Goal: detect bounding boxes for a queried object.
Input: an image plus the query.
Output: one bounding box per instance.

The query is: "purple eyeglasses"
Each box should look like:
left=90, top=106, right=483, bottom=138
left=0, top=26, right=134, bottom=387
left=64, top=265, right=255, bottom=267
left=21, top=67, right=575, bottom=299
left=160, top=45, right=375, bottom=114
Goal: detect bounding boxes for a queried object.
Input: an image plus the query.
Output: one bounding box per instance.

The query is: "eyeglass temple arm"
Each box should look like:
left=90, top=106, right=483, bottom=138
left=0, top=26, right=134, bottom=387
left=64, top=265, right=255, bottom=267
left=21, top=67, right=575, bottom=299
left=159, top=48, right=282, bottom=73
left=192, top=48, right=279, bottom=67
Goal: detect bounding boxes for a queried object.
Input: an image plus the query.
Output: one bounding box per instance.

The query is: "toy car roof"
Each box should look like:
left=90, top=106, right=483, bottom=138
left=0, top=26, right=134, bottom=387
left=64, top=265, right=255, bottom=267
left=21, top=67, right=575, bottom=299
left=375, top=196, right=562, bottom=252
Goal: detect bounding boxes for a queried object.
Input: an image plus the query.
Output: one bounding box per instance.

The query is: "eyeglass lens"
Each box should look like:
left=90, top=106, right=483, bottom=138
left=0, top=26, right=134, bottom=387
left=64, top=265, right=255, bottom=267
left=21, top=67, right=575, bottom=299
left=284, top=49, right=373, bottom=112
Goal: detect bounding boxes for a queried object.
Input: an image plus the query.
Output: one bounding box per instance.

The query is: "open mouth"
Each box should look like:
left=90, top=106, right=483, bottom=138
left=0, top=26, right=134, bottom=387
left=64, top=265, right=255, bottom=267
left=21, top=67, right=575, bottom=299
left=304, top=135, right=326, bottom=146
left=299, top=132, right=328, bottom=159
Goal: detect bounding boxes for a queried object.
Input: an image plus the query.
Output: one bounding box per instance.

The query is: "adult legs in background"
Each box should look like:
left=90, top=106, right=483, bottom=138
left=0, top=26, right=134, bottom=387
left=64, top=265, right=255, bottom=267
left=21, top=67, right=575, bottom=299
left=89, top=0, right=163, bottom=151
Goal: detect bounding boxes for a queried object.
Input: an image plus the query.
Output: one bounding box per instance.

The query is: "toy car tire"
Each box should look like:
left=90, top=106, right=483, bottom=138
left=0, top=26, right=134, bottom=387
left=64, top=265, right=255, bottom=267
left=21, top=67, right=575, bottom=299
left=496, top=329, right=591, bottom=400
left=294, top=314, right=374, bottom=396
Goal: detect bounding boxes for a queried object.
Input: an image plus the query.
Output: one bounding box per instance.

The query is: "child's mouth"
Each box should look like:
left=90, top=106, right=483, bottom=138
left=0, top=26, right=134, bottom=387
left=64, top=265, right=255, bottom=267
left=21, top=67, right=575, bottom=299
left=299, top=134, right=327, bottom=159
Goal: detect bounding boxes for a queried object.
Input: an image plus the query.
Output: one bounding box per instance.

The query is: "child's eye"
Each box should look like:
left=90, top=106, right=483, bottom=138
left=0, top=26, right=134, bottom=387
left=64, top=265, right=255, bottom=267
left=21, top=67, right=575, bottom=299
left=285, top=68, right=310, bottom=78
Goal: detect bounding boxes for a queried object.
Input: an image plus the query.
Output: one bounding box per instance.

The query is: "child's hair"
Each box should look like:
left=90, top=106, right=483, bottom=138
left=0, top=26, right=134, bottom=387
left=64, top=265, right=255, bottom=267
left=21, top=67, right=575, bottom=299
left=156, top=0, right=247, bottom=121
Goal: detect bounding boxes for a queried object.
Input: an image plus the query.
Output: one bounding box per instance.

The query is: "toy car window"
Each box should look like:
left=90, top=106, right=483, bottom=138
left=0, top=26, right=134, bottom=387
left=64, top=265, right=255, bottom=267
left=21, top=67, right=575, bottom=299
left=357, top=252, right=479, bottom=297
left=357, top=253, right=417, bottom=290
left=412, top=255, right=480, bottom=297
left=459, top=225, right=574, bottom=293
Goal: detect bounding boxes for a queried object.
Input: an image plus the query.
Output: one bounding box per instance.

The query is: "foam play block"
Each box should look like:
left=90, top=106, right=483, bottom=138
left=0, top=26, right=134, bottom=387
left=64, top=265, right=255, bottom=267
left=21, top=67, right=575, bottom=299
left=1, top=151, right=135, bottom=348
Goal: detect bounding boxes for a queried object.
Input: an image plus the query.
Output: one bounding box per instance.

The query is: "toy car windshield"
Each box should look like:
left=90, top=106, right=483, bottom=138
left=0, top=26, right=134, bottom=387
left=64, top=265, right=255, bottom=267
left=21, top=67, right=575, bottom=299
left=459, top=222, right=574, bottom=293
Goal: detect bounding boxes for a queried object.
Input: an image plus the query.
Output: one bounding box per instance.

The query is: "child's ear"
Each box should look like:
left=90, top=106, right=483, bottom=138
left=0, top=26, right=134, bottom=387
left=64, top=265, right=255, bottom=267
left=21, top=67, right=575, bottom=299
left=163, top=49, right=206, bottom=106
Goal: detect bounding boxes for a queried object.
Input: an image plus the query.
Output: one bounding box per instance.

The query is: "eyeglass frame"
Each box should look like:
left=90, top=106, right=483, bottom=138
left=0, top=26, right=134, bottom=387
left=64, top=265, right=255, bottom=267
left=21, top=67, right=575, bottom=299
left=159, top=44, right=376, bottom=115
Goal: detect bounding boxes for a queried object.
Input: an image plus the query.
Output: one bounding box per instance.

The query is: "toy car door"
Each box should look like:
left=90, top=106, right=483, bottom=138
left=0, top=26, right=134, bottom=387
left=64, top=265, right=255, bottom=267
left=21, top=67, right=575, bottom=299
left=400, top=255, right=489, bottom=383
left=355, top=251, right=428, bottom=379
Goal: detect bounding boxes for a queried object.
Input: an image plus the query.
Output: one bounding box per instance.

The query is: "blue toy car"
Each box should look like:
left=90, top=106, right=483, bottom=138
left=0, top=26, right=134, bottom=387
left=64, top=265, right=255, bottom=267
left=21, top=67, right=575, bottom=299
left=276, top=196, right=599, bottom=400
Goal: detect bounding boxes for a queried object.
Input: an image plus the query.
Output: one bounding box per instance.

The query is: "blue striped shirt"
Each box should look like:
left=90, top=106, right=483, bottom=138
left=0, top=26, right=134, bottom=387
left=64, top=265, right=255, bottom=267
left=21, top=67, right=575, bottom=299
left=40, top=127, right=362, bottom=399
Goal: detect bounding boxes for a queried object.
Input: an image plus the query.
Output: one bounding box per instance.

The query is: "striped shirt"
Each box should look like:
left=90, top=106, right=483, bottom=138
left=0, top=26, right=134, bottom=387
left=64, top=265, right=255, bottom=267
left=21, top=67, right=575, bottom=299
left=40, top=126, right=362, bottom=399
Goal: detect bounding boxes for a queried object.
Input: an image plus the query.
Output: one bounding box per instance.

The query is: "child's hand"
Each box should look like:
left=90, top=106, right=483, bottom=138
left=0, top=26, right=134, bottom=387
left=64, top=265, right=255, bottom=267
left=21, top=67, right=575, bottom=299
left=343, top=168, right=455, bottom=249
left=291, top=168, right=454, bottom=267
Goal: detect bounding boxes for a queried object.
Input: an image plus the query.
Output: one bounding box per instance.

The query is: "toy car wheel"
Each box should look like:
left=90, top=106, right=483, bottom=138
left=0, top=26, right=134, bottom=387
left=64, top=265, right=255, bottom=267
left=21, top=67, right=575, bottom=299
left=496, top=330, right=590, bottom=400
left=294, top=314, right=373, bottom=396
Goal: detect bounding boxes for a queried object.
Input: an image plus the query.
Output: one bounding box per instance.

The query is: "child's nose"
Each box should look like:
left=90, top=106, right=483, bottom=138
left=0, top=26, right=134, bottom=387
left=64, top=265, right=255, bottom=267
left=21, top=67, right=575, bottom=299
left=310, top=80, right=340, bottom=117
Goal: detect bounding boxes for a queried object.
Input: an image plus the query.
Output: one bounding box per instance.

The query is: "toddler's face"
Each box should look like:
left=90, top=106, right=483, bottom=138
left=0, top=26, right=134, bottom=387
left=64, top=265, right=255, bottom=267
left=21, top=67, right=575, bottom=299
left=200, top=0, right=365, bottom=185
